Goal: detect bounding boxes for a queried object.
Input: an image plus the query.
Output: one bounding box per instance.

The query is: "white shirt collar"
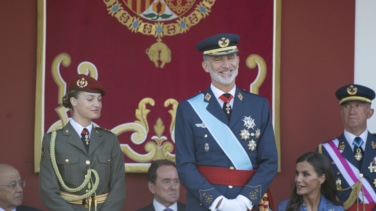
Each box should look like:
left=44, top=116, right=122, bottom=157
left=210, top=84, right=236, bottom=107
left=152, top=198, right=177, bottom=211
left=69, top=118, right=93, bottom=138
left=344, top=129, right=368, bottom=150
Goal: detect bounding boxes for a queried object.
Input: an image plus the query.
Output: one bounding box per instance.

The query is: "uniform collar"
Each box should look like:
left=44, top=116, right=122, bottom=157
left=69, top=118, right=93, bottom=137
left=344, top=129, right=368, bottom=150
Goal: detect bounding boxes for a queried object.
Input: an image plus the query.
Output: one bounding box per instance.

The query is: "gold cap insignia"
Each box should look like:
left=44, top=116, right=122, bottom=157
left=76, top=77, right=88, bottom=88
left=347, top=84, right=357, bottom=95
left=218, top=37, right=230, bottom=48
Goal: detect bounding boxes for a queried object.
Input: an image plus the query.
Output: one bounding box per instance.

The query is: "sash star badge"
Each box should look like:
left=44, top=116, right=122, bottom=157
left=243, top=116, right=256, bottom=129
left=369, top=157, right=376, bottom=173
left=255, top=128, right=260, bottom=139
left=248, top=139, right=257, bottom=151
left=240, top=129, right=251, bottom=140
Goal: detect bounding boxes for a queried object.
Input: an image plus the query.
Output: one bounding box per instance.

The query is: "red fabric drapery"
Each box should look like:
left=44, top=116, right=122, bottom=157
left=35, top=0, right=280, bottom=172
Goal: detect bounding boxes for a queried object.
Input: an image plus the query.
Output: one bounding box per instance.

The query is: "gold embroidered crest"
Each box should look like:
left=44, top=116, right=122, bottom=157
left=104, top=0, right=216, bottom=68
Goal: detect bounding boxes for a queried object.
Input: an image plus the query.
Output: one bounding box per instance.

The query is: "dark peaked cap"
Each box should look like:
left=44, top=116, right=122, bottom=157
left=196, top=33, right=240, bottom=56
left=335, top=83, right=375, bottom=105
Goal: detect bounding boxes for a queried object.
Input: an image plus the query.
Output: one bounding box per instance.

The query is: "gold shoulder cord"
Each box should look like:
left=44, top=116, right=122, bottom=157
left=318, top=144, right=322, bottom=154
left=342, top=182, right=363, bottom=210
left=50, top=131, right=100, bottom=202
left=318, top=143, right=364, bottom=210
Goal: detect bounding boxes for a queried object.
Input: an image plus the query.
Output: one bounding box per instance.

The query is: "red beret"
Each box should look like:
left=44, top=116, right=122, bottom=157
left=68, top=74, right=106, bottom=96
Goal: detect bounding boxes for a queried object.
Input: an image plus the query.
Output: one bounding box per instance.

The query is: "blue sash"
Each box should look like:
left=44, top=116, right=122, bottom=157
left=187, top=94, right=252, bottom=170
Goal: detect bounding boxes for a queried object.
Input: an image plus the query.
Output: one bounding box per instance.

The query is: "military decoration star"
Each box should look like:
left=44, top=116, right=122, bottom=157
left=243, top=116, right=256, bottom=129
left=255, top=129, right=260, bottom=139
left=248, top=139, right=257, bottom=151
left=240, top=129, right=251, bottom=140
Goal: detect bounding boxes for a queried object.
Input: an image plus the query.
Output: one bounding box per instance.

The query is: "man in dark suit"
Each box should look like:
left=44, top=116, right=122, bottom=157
left=318, top=84, right=376, bottom=211
left=0, top=164, right=42, bottom=211
left=175, top=33, right=278, bottom=211
left=137, top=159, right=185, bottom=211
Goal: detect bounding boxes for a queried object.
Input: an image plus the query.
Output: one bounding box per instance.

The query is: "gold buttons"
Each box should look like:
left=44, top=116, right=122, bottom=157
left=229, top=166, right=234, bottom=170
left=359, top=173, right=363, bottom=178
left=204, top=134, right=208, bottom=138
left=85, top=160, right=91, bottom=165
left=228, top=185, right=233, bottom=189
left=65, top=159, right=69, bottom=163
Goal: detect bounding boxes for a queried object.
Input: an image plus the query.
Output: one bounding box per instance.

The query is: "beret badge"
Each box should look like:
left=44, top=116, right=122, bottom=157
left=347, top=84, right=357, bottom=96
left=218, top=37, right=230, bottom=48
left=76, top=77, right=88, bottom=88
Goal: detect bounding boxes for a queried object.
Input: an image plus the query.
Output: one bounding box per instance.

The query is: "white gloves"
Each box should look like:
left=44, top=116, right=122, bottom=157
left=210, top=195, right=253, bottom=211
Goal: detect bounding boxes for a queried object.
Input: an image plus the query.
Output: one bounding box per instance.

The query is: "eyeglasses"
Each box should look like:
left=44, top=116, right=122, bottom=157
left=0, top=180, right=26, bottom=190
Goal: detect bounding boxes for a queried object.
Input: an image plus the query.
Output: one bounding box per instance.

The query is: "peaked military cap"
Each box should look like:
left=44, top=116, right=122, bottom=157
left=68, top=74, right=106, bottom=96
left=335, top=83, right=375, bottom=104
left=196, top=33, right=240, bottom=56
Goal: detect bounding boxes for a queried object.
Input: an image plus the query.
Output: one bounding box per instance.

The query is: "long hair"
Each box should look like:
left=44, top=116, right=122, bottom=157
left=286, top=152, right=342, bottom=211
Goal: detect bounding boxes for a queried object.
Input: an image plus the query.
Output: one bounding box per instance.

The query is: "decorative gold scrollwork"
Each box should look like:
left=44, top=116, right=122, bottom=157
left=246, top=54, right=266, bottom=94
left=48, top=53, right=179, bottom=172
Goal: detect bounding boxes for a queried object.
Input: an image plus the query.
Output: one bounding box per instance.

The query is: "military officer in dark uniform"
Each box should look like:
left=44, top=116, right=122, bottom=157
left=318, top=84, right=376, bottom=211
left=175, top=33, right=278, bottom=211
left=39, top=74, right=126, bottom=211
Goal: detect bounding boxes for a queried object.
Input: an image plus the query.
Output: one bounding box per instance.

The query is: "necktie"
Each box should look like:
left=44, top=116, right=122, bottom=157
left=219, top=93, right=233, bottom=120
left=164, top=208, right=173, bottom=211
left=353, top=137, right=364, bottom=163
left=81, top=128, right=90, bottom=152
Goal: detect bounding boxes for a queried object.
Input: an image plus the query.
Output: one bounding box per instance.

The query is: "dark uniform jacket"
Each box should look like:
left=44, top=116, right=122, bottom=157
left=39, top=122, right=126, bottom=211
left=319, top=132, right=376, bottom=204
left=175, top=87, right=278, bottom=210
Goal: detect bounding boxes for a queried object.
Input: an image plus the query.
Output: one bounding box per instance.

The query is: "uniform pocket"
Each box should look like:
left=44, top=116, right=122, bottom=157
left=56, top=154, right=82, bottom=183
left=96, top=154, right=111, bottom=182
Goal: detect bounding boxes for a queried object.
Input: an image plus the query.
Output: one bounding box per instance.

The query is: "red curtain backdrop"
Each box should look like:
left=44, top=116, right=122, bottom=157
left=35, top=0, right=279, bottom=172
